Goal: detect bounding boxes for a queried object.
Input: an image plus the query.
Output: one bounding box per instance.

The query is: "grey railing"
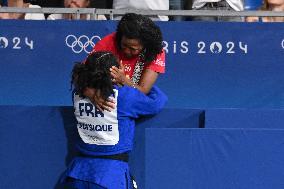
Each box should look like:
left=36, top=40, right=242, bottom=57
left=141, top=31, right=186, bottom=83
left=1, top=7, right=284, bottom=20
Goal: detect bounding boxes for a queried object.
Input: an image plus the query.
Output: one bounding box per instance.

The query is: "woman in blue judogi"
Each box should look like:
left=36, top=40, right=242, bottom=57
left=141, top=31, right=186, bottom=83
left=61, top=51, right=167, bottom=189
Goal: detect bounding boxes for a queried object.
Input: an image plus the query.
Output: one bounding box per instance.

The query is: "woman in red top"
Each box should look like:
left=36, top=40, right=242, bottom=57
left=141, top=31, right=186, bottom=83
left=91, top=13, right=166, bottom=111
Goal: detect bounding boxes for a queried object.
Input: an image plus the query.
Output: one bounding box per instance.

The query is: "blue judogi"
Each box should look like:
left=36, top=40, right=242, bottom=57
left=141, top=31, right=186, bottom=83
left=62, top=85, right=167, bottom=189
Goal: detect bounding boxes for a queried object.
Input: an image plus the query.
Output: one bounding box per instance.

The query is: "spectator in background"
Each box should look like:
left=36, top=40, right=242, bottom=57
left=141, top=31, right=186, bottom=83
left=112, top=0, right=169, bottom=21
left=246, top=0, right=284, bottom=22
left=90, top=13, right=166, bottom=111
left=47, top=0, right=107, bottom=20
left=191, top=0, right=244, bottom=21
left=28, top=0, right=62, bottom=18
left=0, top=0, right=45, bottom=19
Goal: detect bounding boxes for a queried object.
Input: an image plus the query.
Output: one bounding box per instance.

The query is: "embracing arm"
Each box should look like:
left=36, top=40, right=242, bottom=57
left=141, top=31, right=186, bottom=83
left=111, top=61, right=159, bottom=94
left=122, top=69, right=158, bottom=94
left=112, top=50, right=165, bottom=94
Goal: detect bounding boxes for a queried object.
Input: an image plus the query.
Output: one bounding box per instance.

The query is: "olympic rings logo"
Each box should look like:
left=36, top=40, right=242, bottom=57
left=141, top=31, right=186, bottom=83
left=65, top=35, right=101, bottom=54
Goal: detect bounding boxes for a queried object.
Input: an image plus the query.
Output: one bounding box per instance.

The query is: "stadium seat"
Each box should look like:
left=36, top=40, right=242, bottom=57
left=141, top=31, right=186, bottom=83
left=244, top=0, right=263, bottom=10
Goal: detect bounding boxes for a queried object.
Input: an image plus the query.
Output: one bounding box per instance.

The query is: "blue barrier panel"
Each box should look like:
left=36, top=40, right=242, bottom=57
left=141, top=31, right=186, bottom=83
left=131, top=108, right=203, bottom=189
left=145, top=128, right=284, bottom=189
left=0, top=106, right=202, bottom=189
left=0, top=106, right=77, bottom=189
left=1, top=20, right=284, bottom=108
left=205, top=108, right=284, bottom=128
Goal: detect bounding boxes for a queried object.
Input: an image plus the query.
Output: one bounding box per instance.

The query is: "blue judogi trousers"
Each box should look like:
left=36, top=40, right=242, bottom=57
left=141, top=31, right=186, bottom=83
left=60, top=157, right=135, bottom=189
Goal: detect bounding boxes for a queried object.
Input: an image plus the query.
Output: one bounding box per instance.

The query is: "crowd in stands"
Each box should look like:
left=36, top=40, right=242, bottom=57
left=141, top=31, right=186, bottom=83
left=47, top=0, right=107, bottom=20
left=0, top=0, right=283, bottom=22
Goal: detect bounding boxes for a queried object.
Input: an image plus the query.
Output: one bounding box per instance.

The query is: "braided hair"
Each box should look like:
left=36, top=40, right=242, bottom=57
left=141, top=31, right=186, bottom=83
left=116, top=13, right=163, bottom=63
left=71, top=51, right=119, bottom=100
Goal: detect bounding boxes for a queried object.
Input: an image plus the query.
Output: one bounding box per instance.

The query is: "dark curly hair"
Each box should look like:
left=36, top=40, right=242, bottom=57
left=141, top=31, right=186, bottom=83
left=116, top=13, right=163, bottom=63
left=71, top=51, right=119, bottom=100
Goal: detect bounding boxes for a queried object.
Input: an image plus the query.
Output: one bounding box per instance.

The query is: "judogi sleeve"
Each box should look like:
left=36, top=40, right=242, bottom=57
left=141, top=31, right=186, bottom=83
left=119, top=86, right=167, bottom=118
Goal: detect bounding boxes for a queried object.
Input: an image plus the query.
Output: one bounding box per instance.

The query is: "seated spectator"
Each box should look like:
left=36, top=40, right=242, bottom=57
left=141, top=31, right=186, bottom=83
left=246, top=0, right=284, bottom=22
left=112, top=0, right=169, bottom=21
left=26, top=0, right=62, bottom=19
left=0, top=0, right=45, bottom=20
left=191, top=0, right=244, bottom=21
left=47, top=0, right=107, bottom=20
